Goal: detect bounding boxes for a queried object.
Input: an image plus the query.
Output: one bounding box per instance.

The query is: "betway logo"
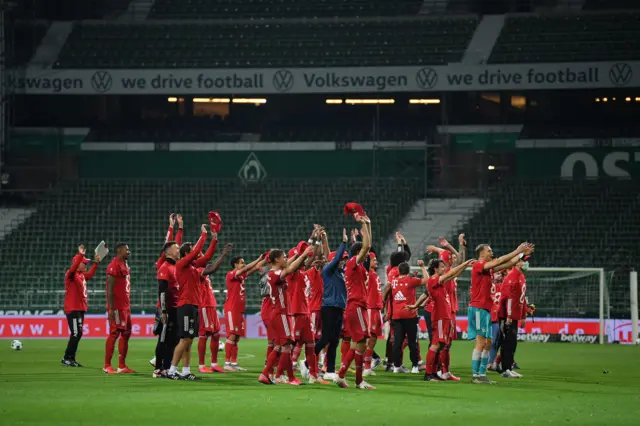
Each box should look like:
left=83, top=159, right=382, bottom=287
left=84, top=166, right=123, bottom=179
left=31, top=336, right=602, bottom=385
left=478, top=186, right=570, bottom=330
left=517, top=333, right=551, bottom=343
left=560, top=334, right=598, bottom=344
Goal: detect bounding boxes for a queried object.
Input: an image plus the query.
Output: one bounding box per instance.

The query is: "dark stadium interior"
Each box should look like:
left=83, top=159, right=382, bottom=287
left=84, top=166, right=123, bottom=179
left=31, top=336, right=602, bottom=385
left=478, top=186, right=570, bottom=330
left=2, top=0, right=638, bottom=324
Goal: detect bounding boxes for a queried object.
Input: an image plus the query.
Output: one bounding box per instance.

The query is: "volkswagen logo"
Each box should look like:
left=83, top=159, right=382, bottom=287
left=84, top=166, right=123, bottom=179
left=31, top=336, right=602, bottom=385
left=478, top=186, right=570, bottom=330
left=415, top=67, right=438, bottom=89
left=272, top=69, right=294, bottom=92
left=91, top=71, right=113, bottom=93
left=609, top=63, right=632, bottom=86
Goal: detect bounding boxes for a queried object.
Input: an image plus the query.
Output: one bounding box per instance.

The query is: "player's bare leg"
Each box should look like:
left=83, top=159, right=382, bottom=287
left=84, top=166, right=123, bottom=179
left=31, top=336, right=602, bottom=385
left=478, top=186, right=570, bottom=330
left=363, top=335, right=378, bottom=376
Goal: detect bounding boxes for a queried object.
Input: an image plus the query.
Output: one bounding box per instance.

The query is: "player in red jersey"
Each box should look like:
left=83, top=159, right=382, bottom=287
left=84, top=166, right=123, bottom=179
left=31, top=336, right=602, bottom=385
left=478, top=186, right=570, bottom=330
left=223, top=252, right=266, bottom=371
left=104, top=243, right=133, bottom=374
left=198, top=242, right=233, bottom=374
left=258, top=246, right=314, bottom=385
left=498, top=254, right=532, bottom=378
left=151, top=214, right=183, bottom=369
left=363, top=252, right=382, bottom=376
left=420, top=258, right=474, bottom=381
left=468, top=241, right=533, bottom=383
left=154, top=240, right=181, bottom=378
left=167, top=224, right=216, bottom=380
left=488, top=268, right=507, bottom=372
left=383, top=259, right=428, bottom=374
left=335, top=215, right=375, bottom=390
left=62, top=245, right=102, bottom=367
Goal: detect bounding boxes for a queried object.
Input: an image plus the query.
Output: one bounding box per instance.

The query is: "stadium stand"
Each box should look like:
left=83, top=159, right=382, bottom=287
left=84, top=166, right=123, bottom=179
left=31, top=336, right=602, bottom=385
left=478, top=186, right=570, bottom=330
left=149, top=0, right=424, bottom=19
left=489, top=12, right=640, bottom=63
left=6, top=24, right=49, bottom=67
left=54, top=18, right=478, bottom=68
left=0, top=178, right=423, bottom=311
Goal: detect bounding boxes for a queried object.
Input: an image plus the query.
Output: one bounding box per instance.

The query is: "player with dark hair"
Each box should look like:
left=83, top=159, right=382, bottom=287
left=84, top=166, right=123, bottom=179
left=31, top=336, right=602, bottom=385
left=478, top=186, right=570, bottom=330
left=335, top=215, right=375, bottom=390
left=151, top=214, right=183, bottom=369
left=154, top=239, right=181, bottom=378
left=167, top=224, right=216, bottom=380
left=420, top=257, right=474, bottom=381
left=468, top=242, right=533, bottom=384
left=384, top=260, right=428, bottom=374
left=258, top=246, right=314, bottom=385
left=197, top=242, right=233, bottom=374
left=488, top=268, right=507, bottom=372
left=104, top=242, right=133, bottom=374
left=223, top=252, right=266, bottom=371
left=498, top=253, right=533, bottom=378
left=363, top=252, right=382, bottom=376
left=62, top=244, right=102, bottom=367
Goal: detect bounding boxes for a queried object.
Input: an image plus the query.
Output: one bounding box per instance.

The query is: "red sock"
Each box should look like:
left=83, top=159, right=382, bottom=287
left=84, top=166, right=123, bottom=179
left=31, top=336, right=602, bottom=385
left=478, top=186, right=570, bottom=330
left=266, top=343, right=274, bottom=362
left=231, top=340, right=239, bottom=363
left=364, top=347, right=373, bottom=370
left=291, top=342, right=303, bottom=364
left=210, top=334, right=220, bottom=364
left=495, top=353, right=502, bottom=365
left=273, top=352, right=281, bottom=375
left=338, top=348, right=355, bottom=379
left=262, top=349, right=279, bottom=377
left=117, top=333, right=130, bottom=368
left=426, top=348, right=437, bottom=375
left=198, top=335, right=208, bottom=365
left=341, top=340, right=351, bottom=360
left=440, top=348, right=450, bottom=374
left=276, top=348, right=291, bottom=378
left=224, top=340, right=235, bottom=363
left=285, top=350, right=295, bottom=381
left=305, top=343, right=317, bottom=378
left=104, top=332, right=118, bottom=368
left=355, top=350, right=364, bottom=385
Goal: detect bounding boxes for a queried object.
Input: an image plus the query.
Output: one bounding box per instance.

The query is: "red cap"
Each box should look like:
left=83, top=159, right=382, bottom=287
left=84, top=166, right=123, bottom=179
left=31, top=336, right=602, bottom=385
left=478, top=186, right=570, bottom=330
left=344, top=202, right=365, bottom=220
left=439, top=250, right=452, bottom=264
left=328, top=251, right=348, bottom=262
left=288, top=248, right=298, bottom=258
left=369, top=252, right=377, bottom=260
left=208, top=211, right=222, bottom=233
left=263, top=250, right=271, bottom=260
left=296, top=240, right=309, bottom=254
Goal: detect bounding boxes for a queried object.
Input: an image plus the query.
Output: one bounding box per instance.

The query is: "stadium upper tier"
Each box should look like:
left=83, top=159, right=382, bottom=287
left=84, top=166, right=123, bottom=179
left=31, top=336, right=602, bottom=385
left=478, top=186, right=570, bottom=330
left=53, top=19, right=477, bottom=68
left=0, top=178, right=422, bottom=311
left=490, top=12, right=640, bottom=63
left=150, top=0, right=424, bottom=19
left=7, top=24, right=48, bottom=67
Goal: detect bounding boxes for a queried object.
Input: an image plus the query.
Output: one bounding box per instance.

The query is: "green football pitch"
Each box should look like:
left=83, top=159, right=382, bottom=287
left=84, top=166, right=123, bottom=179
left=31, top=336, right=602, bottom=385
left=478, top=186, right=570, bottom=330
left=1, top=339, right=639, bottom=426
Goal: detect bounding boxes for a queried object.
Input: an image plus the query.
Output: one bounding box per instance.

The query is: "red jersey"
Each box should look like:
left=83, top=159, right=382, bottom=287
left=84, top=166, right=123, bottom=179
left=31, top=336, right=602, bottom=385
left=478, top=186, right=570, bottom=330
left=106, top=257, right=131, bottom=310
left=491, top=281, right=502, bottom=322
left=345, top=257, right=368, bottom=307
left=157, top=259, right=179, bottom=309
left=390, top=275, right=422, bottom=319
left=266, top=269, right=288, bottom=315
left=469, top=260, right=494, bottom=311
left=366, top=269, right=383, bottom=309
left=199, top=269, right=217, bottom=308
left=64, top=255, right=97, bottom=314
left=287, top=269, right=309, bottom=315
left=500, top=268, right=527, bottom=320
left=305, top=267, right=323, bottom=312
left=225, top=270, right=247, bottom=313
left=176, top=232, right=207, bottom=307
left=155, top=227, right=183, bottom=270
left=428, top=275, right=452, bottom=321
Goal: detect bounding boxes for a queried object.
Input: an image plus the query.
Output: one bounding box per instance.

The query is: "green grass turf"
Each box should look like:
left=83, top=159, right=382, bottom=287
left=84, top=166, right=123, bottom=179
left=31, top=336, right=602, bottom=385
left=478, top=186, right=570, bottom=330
left=1, top=339, right=639, bottom=425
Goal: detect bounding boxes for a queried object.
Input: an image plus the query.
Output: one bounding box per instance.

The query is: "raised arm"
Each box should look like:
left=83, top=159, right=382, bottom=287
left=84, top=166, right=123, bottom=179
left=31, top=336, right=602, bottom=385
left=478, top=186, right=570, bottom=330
left=282, top=247, right=314, bottom=279
left=455, top=233, right=467, bottom=266
left=320, top=228, right=330, bottom=258
left=156, top=214, right=176, bottom=269
left=439, top=237, right=459, bottom=260
left=484, top=242, right=533, bottom=270
left=83, top=256, right=100, bottom=280
left=67, top=253, right=83, bottom=279
left=441, top=259, right=475, bottom=282
left=175, top=214, right=184, bottom=245
left=323, top=230, right=347, bottom=274
left=355, top=217, right=371, bottom=265
left=203, top=243, right=232, bottom=276
left=194, top=231, right=218, bottom=268
left=176, top=226, right=207, bottom=269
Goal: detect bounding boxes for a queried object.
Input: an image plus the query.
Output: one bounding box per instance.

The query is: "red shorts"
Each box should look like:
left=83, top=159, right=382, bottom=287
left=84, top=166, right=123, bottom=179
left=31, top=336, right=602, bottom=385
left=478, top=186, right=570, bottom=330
left=450, top=316, right=457, bottom=340
left=199, top=306, right=220, bottom=335
left=291, top=314, right=314, bottom=343
left=261, top=309, right=275, bottom=341
left=270, top=313, right=294, bottom=345
left=367, top=308, right=382, bottom=337
left=434, top=318, right=452, bottom=345
left=225, top=309, right=245, bottom=337
left=343, top=305, right=369, bottom=342
left=311, top=310, right=322, bottom=339
left=109, top=309, right=131, bottom=332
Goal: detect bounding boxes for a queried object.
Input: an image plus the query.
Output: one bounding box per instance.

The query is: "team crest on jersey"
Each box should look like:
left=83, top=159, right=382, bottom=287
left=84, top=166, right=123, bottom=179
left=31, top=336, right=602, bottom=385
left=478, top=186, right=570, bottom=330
left=394, top=291, right=406, bottom=301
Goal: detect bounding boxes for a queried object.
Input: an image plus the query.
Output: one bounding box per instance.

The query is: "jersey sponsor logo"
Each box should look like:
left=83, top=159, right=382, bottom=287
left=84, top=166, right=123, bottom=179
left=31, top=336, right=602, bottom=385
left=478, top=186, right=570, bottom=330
left=394, top=291, right=406, bottom=301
